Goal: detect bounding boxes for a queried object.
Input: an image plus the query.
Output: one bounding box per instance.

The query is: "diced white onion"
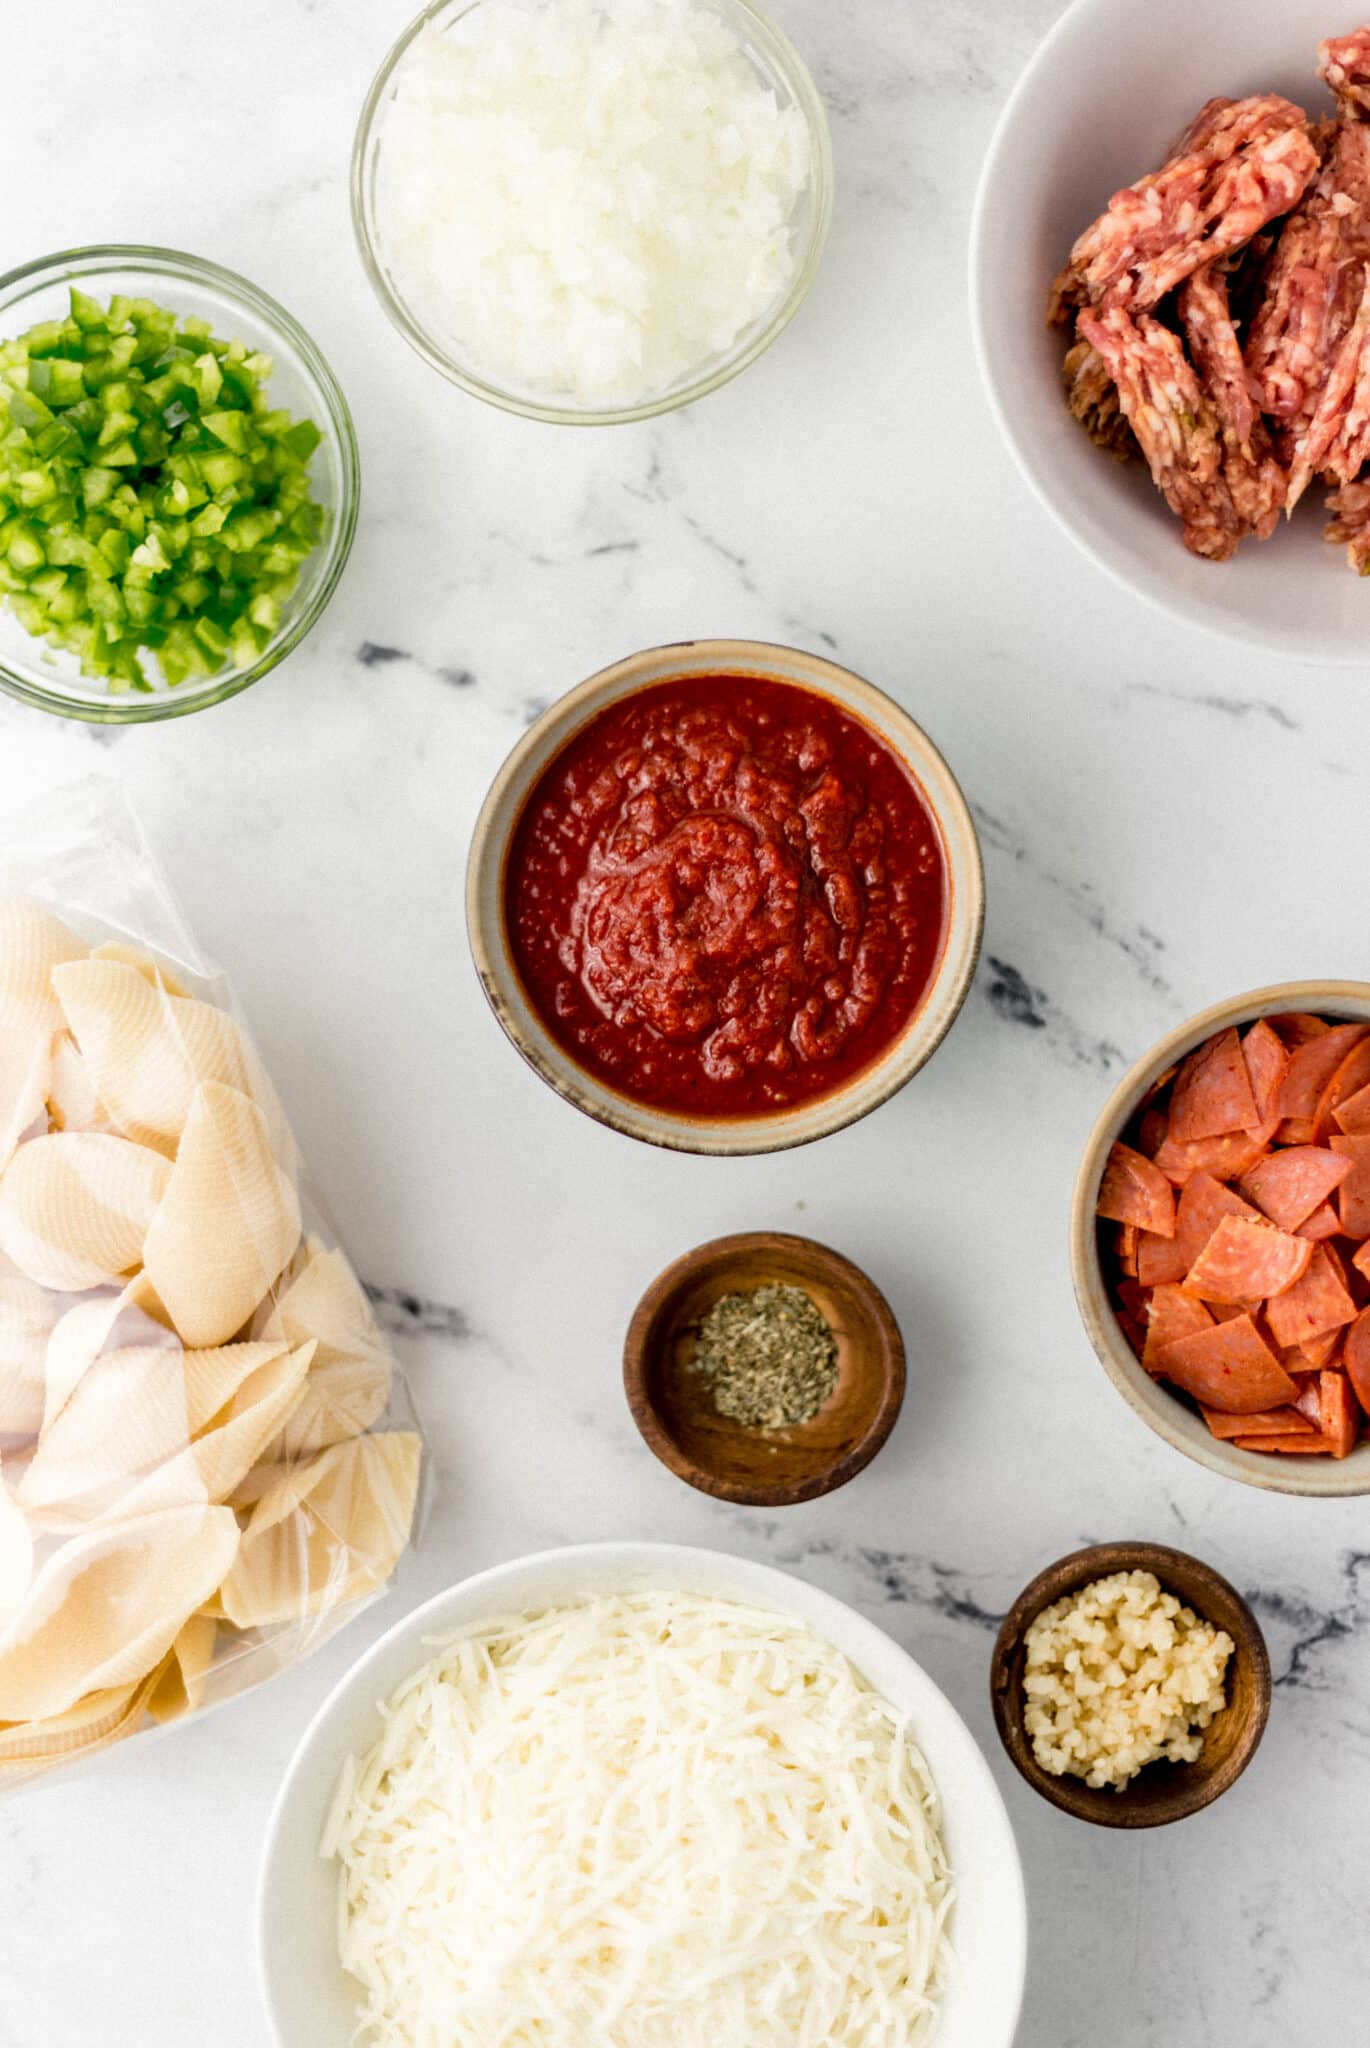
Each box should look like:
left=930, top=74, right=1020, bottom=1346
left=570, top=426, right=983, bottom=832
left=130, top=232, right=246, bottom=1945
left=375, top=0, right=813, bottom=404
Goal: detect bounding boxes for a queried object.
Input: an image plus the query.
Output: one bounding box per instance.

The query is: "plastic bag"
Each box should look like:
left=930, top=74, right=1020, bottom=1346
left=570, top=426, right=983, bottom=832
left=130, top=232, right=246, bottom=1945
left=0, top=777, right=424, bottom=1787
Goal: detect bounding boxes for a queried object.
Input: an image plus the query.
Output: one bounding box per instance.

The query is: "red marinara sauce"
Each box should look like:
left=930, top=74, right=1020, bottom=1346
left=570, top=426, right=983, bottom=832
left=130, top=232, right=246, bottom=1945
left=504, top=674, right=948, bottom=1117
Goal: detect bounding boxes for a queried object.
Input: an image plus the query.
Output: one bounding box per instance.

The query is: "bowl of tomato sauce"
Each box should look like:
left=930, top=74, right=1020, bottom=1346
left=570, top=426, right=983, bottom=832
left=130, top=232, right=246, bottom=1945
left=466, top=640, right=984, bottom=1154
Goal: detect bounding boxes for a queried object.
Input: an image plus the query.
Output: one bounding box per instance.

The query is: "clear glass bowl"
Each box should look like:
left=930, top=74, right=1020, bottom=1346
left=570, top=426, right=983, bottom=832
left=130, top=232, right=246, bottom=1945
left=0, top=247, right=359, bottom=724
left=351, top=0, right=834, bottom=425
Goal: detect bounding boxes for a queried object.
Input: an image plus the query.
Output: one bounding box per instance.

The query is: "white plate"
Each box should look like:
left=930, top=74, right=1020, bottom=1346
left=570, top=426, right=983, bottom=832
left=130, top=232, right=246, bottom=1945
left=970, top=0, right=1367, bottom=663
left=257, top=1542, right=1026, bottom=2046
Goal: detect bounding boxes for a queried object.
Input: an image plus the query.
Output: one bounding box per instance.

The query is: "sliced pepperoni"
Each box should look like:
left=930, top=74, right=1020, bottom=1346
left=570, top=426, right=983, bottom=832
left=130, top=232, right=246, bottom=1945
left=1264, top=1243, right=1359, bottom=1350
left=1200, top=1403, right=1313, bottom=1440
left=1293, top=1375, right=1325, bottom=1426
left=1141, top=1283, right=1213, bottom=1373
left=1274, top=1117, right=1318, bottom=1146
left=1117, top=1276, right=1148, bottom=1320
left=1241, top=1019, right=1290, bottom=1128
left=1137, top=1063, right=1178, bottom=1113
left=1097, top=1140, right=1176, bottom=1236
left=1296, top=1202, right=1343, bottom=1240
left=1232, top=1432, right=1334, bottom=1453
left=1137, top=1227, right=1189, bottom=1286
left=1278, top=1023, right=1370, bottom=1120
left=1168, top=1027, right=1260, bottom=1142
left=1236, top=1145, right=1353, bottom=1231
left=1115, top=1221, right=1140, bottom=1276
left=1294, top=1326, right=1344, bottom=1371
left=1266, top=1012, right=1330, bottom=1048
left=1314, top=1036, right=1370, bottom=1142
left=1174, top=1170, right=1260, bottom=1270
left=1154, top=1125, right=1272, bottom=1186
left=1137, top=1104, right=1170, bottom=1157
left=1184, top=1214, right=1313, bottom=1302
left=1343, top=1304, right=1370, bottom=1413
left=1330, top=1133, right=1370, bottom=1240
left=1320, top=1369, right=1359, bottom=1458
left=1154, top=1314, right=1298, bottom=1413
left=1117, top=1312, right=1147, bottom=1361
left=1353, top=1241, right=1370, bottom=1284
left=1333, top=1078, right=1370, bottom=1135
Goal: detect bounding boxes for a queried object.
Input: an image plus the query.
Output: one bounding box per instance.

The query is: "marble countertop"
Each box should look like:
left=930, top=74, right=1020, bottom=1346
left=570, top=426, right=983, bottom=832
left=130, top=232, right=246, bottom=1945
left=4, top=1, right=1369, bottom=2042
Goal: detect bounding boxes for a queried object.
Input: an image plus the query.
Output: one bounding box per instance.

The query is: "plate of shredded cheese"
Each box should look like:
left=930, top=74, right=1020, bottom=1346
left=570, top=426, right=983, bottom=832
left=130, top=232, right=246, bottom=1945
left=258, top=1543, right=1025, bottom=2047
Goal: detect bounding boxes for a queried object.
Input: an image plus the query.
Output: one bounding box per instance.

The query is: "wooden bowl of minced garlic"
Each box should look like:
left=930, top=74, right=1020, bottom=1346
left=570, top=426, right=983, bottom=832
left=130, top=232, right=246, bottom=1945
left=623, top=1231, right=905, bottom=1506
left=989, top=1542, right=1270, bottom=1828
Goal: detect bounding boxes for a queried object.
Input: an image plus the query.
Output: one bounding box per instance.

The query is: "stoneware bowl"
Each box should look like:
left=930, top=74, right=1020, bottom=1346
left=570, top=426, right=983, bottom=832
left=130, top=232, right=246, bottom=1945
left=259, top=1542, right=1027, bottom=2046
left=970, top=0, right=1368, bottom=663
left=466, top=639, right=984, bottom=1155
left=623, top=1230, right=905, bottom=1505
left=1071, top=981, right=1370, bottom=1498
left=990, top=1540, right=1271, bottom=1829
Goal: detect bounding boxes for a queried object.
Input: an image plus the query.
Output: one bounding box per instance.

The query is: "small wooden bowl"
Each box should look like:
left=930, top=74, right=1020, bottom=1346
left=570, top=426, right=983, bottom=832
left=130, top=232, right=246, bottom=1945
left=990, top=1541, right=1271, bottom=1829
left=623, top=1231, right=905, bottom=1506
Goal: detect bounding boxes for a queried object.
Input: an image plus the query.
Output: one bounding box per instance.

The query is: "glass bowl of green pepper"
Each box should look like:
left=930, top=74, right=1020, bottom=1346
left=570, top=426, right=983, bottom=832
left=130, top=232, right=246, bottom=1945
left=0, top=247, right=359, bottom=723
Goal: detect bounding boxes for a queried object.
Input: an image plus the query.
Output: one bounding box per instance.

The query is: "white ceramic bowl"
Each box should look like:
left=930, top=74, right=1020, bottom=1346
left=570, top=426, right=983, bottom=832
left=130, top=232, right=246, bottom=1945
left=466, top=641, right=984, bottom=1155
left=258, top=1542, right=1026, bottom=2047
left=970, top=0, right=1369, bottom=664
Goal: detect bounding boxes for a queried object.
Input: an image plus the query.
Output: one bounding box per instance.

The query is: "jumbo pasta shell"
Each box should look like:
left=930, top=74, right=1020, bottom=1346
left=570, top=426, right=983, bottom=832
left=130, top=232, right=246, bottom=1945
left=142, top=1082, right=301, bottom=1349
left=0, top=1503, right=239, bottom=1721
left=264, top=1355, right=392, bottom=1462
left=264, top=1240, right=380, bottom=1364
left=0, top=1131, right=171, bottom=1293
left=0, top=1676, right=146, bottom=1764
left=19, top=1343, right=192, bottom=1518
left=0, top=1273, right=60, bottom=1438
left=41, top=1289, right=177, bottom=1437
left=1, top=1021, right=51, bottom=1174
left=0, top=898, right=85, bottom=1034
left=53, top=959, right=288, bottom=1157
left=145, top=1611, right=216, bottom=1725
left=0, top=1466, right=34, bottom=1625
left=88, top=941, right=192, bottom=998
left=182, top=1340, right=292, bottom=1438
left=45, top=1034, right=107, bottom=1136
left=114, top=1341, right=309, bottom=1520
left=218, top=1432, right=420, bottom=1631
left=261, top=1241, right=391, bottom=1457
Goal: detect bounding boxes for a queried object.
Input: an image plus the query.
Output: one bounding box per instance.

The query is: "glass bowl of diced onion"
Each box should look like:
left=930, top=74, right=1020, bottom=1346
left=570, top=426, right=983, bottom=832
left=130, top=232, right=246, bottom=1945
left=351, top=0, right=834, bottom=425
left=0, top=247, right=359, bottom=723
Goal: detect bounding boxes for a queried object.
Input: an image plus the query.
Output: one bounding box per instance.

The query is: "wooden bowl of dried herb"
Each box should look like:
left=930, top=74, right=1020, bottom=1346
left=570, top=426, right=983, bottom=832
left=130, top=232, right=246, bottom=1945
left=623, top=1231, right=906, bottom=1505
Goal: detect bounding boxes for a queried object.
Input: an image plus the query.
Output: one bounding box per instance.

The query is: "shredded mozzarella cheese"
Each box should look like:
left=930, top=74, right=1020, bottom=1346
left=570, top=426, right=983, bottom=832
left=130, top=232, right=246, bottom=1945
left=322, top=1591, right=953, bottom=2046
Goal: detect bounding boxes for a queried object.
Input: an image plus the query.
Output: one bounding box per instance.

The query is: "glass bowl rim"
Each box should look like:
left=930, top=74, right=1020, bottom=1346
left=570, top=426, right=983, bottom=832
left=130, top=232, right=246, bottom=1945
left=350, top=0, right=835, bottom=426
left=0, top=243, right=360, bottom=725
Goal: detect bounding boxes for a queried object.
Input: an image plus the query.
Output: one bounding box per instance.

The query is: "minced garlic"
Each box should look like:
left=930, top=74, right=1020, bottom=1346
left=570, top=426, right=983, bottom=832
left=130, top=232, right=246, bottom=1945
left=1023, top=1568, right=1233, bottom=1791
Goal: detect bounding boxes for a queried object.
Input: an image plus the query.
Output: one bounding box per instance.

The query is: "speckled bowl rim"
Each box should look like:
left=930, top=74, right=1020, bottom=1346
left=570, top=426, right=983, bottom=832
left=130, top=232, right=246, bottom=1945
left=465, top=639, right=985, bottom=1155
left=1070, top=981, right=1370, bottom=1498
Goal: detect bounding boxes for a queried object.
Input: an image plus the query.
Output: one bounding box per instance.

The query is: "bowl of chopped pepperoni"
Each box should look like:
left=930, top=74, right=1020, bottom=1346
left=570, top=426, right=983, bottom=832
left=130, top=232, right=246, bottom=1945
left=1072, top=983, right=1370, bottom=1495
left=971, top=1, right=1370, bottom=663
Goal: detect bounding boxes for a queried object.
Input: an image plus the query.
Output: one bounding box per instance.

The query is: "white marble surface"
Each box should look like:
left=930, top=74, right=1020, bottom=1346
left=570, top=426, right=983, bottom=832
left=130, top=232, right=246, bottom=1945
left=3, top=2, right=1370, bottom=2043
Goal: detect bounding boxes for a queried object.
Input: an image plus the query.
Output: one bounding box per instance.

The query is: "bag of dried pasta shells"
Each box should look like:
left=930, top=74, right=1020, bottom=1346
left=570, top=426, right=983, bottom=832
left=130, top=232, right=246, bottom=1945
left=0, top=778, right=424, bottom=1787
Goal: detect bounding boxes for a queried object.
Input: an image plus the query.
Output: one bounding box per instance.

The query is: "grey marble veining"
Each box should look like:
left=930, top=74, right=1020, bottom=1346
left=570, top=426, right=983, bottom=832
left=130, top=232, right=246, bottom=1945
left=4, top=2, right=1370, bottom=2045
